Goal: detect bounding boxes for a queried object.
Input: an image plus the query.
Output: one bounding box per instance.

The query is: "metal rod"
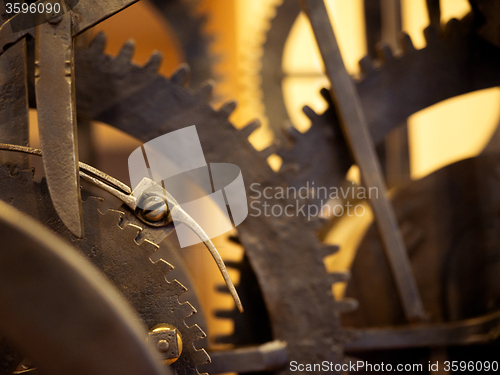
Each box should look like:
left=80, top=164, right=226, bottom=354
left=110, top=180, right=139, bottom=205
left=300, top=0, right=426, bottom=321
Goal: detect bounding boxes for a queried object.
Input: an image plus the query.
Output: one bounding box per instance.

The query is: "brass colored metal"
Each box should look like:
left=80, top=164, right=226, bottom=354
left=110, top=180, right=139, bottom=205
left=300, top=0, right=426, bottom=321
left=148, top=324, right=183, bottom=365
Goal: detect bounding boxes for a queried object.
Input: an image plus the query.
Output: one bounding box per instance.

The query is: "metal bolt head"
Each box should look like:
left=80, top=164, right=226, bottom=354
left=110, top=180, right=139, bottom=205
left=141, top=195, right=169, bottom=222
left=148, top=324, right=182, bottom=365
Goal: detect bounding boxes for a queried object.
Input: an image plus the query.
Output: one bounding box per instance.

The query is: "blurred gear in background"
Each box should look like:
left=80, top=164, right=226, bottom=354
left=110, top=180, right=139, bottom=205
left=1, top=1, right=500, bottom=375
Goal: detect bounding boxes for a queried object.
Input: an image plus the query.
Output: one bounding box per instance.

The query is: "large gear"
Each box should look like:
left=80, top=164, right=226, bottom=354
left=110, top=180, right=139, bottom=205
left=0, top=165, right=209, bottom=375
left=71, top=33, right=354, bottom=373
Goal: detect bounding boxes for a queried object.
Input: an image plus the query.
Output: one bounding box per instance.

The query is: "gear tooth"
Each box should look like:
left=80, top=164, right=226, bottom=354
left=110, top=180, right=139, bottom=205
left=186, top=324, right=207, bottom=341
left=195, top=81, right=214, bottom=103
left=219, top=101, right=237, bottom=118
left=137, top=237, right=159, bottom=254
left=240, top=119, right=261, bottom=138
left=302, top=105, right=319, bottom=121
left=179, top=301, right=196, bottom=318
left=168, top=279, right=188, bottom=296
left=228, top=234, right=241, bottom=244
left=144, top=51, right=163, bottom=72
left=85, top=196, right=105, bottom=212
left=358, top=55, right=375, bottom=76
left=191, top=347, right=210, bottom=366
left=444, top=18, right=463, bottom=38
left=320, top=87, right=333, bottom=104
left=116, top=39, right=136, bottom=62
left=335, top=298, right=359, bottom=313
left=152, top=257, right=175, bottom=275
left=215, top=284, right=231, bottom=294
left=282, top=124, right=302, bottom=141
left=170, top=64, right=190, bottom=87
left=260, top=144, right=278, bottom=159
left=17, top=168, right=35, bottom=182
left=376, top=42, right=394, bottom=63
left=424, top=25, right=440, bottom=44
left=213, top=333, right=234, bottom=344
left=88, top=32, right=107, bottom=53
left=329, top=271, right=350, bottom=284
left=214, top=308, right=234, bottom=319
left=320, top=244, right=340, bottom=257
left=399, top=32, right=416, bottom=54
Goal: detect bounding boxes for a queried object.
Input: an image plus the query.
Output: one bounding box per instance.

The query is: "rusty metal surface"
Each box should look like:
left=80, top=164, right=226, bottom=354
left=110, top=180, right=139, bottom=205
left=0, top=39, right=28, bottom=169
left=73, top=35, right=350, bottom=374
left=0, top=165, right=210, bottom=375
left=0, top=199, right=168, bottom=375
left=344, top=156, right=500, bottom=327
left=35, top=10, right=83, bottom=238
left=201, top=341, right=288, bottom=374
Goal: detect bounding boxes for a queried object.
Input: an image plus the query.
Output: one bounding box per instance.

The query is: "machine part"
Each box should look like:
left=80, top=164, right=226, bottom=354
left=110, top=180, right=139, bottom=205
left=0, top=142, right=244, bottom=312
left=0, top=0, right=141, bottom=237
left=72, top=35, right=351, bottom=373
left=0, top=38, right=29, bottom=169
left=0, top=165, right=210, bottom=375
left=259, top=1, right=500, bottom=137
left=0, top=199, right=168, bottom=375
left=345, top=309, right=500, bottom=351
left=148, top=324, right=183, bottom=365
left=301, top=0, right=425, bottom=322
left=343, top=156, right=500, bottom=356
left=202, top=341, right=288, bottom=374
left=148, top=0, right=216, bottom=87
left=277, top=18, right=500, bottom=213
left=34, top=7, right=83, bottom=238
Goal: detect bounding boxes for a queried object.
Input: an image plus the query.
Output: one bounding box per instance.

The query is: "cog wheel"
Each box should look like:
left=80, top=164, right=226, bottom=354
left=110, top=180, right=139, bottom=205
left=148, top=0, right=218, bottom=87
left=342, top=155, right=500, bottom=371
left=259, top=1, right=500, bottom=134
left=71, top=34, right=354, bottom=373
left=0, top=165, right=209, bottom=375
left=0, top=198, right=168, bottom=375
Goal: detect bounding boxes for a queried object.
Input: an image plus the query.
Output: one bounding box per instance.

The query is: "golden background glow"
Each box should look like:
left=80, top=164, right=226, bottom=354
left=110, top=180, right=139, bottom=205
left=27, top=0, right=500, bottom=347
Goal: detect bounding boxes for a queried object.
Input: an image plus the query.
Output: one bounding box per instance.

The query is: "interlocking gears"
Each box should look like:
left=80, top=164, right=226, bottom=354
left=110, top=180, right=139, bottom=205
left=71, top=33, right=355, bottom=373
left=0, top=165, right=209, bottom=375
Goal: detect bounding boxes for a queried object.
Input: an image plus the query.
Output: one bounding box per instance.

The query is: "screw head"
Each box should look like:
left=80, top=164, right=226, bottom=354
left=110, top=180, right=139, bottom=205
left=157, top=339, right=170, bottom=353
left=141, top=195, right=169, bottom=222
left=148, top=324, right=182, bottom=365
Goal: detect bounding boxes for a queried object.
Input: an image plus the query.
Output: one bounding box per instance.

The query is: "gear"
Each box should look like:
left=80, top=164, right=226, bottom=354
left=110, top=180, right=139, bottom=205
left=0, top=165, right=209, bottom=375
left=71, top=34, right=354, bottom=373
left=259, top=2, right=500, bottom=134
